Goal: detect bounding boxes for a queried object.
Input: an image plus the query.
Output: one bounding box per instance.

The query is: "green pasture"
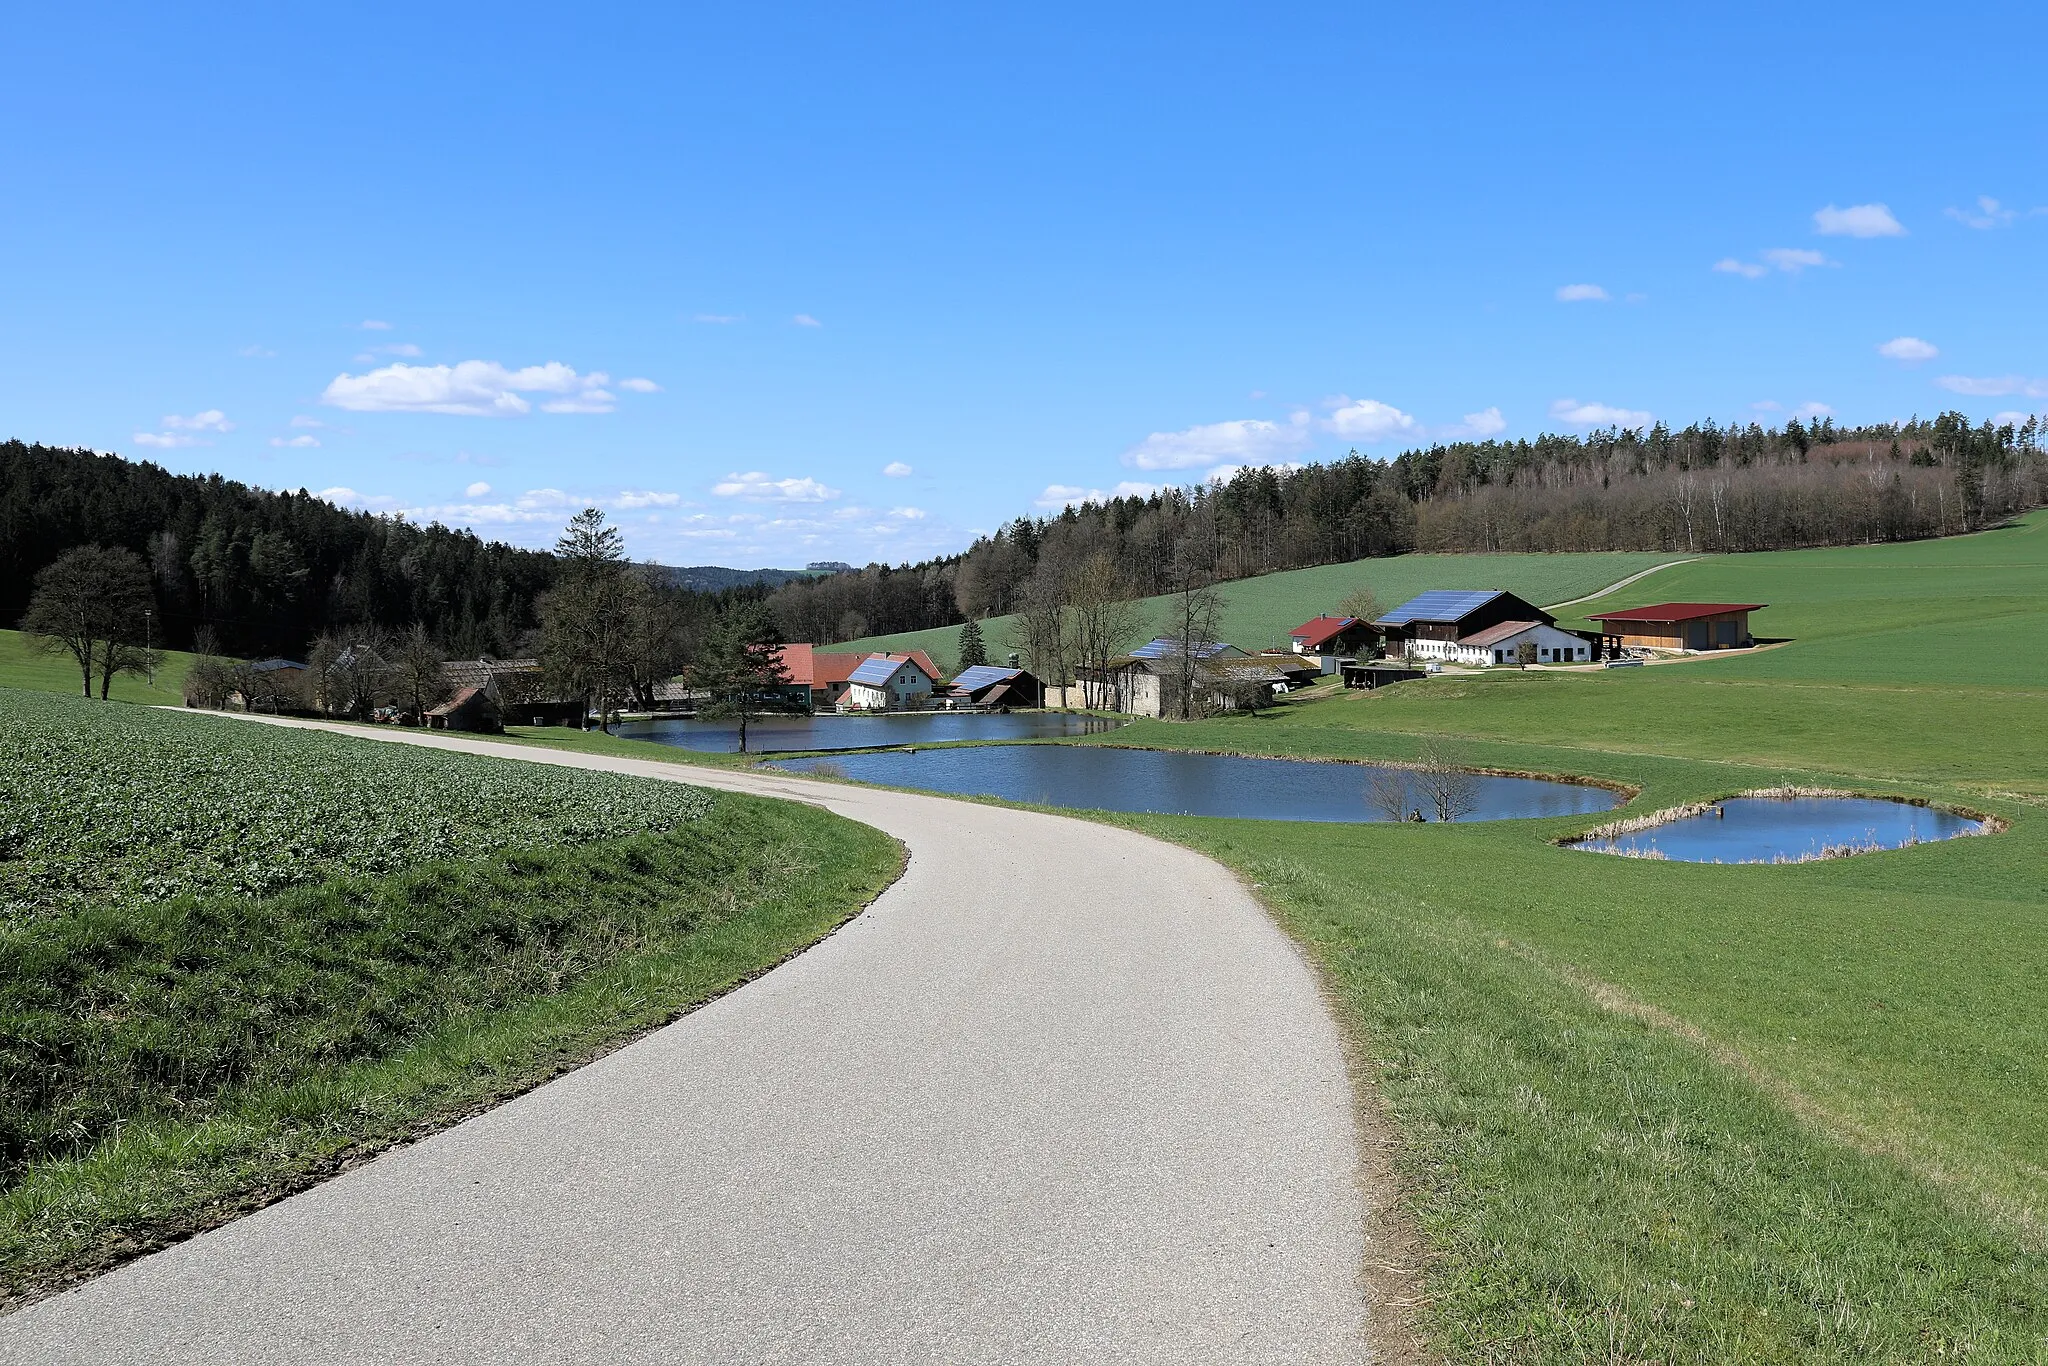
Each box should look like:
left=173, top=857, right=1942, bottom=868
left=1079, top=511, right=2048, bottom=1359
left=840, top=548, right=1689, bottom=665
left=0, top=629, right=194, bottom=705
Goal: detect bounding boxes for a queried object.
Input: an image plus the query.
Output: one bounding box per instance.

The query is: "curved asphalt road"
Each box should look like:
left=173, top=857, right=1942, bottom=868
left=2, top=721, right=1369, bottom=1364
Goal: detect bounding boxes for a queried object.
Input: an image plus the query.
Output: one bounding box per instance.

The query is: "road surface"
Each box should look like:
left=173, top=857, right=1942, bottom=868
left=2, top=721, right=1371, bottom=1364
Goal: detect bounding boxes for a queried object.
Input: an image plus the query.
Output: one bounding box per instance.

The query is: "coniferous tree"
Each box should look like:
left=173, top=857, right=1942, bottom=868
left=689, top=602, right=790, bottom=753
left=957, top=619, right=988, bottom=670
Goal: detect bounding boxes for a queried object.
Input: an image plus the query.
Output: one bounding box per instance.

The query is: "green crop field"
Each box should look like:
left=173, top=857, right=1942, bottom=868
left=838, top=548, right=1690, bottom=668
left=0, top=691, right=900, bottom=1302
left=1071, top=511, right=2048, bottom=1360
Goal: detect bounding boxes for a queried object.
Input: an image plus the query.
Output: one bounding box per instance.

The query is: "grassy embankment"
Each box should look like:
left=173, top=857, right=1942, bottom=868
left=838, top=547, right=1690, bottom=663
left=0, top=691, right=900, bottom=1304
left=1083, top=513, right=2048, bottom=1360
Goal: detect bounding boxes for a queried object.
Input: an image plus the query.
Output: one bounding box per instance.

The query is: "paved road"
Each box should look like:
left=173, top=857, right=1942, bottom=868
left=2, top=722, right=1369, bottom=1364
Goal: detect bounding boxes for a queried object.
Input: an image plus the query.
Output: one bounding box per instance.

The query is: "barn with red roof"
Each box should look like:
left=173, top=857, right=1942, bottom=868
left=1585, top=602, right=1766, bottom=652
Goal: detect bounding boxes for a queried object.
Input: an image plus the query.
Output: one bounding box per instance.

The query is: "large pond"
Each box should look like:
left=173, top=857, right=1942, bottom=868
left=1571, top=795, right=1983, bottom=863
left=766, top=745, right=1621, bottom=823
left=616, top=712, right=1124, bottom=754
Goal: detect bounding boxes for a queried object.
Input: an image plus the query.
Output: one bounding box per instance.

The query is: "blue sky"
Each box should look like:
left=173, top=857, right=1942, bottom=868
left=3, top=3, right=2043, bottom=567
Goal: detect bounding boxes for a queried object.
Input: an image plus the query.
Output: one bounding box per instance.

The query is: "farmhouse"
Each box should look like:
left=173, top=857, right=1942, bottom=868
left=1286, top=615, right=1380, bottom=669
left=950, top=664, right=1044, bottom=709
left=1376, top=590, right=1596, bottom=665
left=1067, top=639, right=1283, bottom=717
left=842, top=652, right=938, bottom=711
left=779, top=644, right=946, bottom=708
left=1585, top=602, right=1764, bottom=652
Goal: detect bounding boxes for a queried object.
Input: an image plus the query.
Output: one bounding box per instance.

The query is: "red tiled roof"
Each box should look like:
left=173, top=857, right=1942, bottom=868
left=1586, top=602, right=1766, bottom=623
left=1288, top=615, right=1360, bottom=650
left=774, top=643, right=818, bottom=685
left=1460, top=619, right=1544, bottom=648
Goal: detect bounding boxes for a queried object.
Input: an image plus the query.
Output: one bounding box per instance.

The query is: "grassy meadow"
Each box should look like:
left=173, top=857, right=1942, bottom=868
left=839, top=547, right=1688, bottom=665
left=1082, top=511, right=2048, bottom=1360
left=0, top=692, right=900, bottom=1303
left=0, top=629, right=194, bottom=705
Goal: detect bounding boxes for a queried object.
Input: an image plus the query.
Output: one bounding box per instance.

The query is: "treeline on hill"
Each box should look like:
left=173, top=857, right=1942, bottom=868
left=767, top=412, right=2047, bottom=642
left=0, top=441, right=559, bottom=658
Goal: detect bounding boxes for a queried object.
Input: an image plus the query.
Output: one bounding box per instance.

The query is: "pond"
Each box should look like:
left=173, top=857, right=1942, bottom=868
left=1570, top=795, right=1983, bottom=863
left=766, top=745, right=1621, bottom=823
left=615, top=711, right=1124, bottom=754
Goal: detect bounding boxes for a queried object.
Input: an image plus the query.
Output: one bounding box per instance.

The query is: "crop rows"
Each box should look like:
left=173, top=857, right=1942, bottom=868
left=0, top=692, right=711, bottom=921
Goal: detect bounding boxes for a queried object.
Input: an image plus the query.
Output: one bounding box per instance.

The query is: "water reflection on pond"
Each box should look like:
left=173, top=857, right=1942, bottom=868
left=616, top=712, right=1123, bottom=754
left=1571, top=795, right=1982, bottom=863
left=767, top=745, right=1620, bottom=823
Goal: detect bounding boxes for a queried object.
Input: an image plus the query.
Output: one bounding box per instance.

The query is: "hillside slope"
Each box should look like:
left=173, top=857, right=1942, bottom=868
left=840, top=548, right=1692, bottom=668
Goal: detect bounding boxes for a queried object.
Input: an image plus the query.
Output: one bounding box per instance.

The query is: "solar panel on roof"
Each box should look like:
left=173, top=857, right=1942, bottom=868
left=952, top=664, right=1020, bottom=689
left=847, top=656, right=904, bottom=685
left=1129, top=637, right=1231, bottom=659
left=1378, top=590, right=1504, bottom=625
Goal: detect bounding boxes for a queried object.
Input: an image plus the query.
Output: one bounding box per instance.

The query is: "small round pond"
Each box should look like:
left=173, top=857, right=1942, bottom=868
left=616, top=711, right=1124, bottom=754
left=766, top=745, right=1621, bottom=823
left=1570, top=795, right=1983, bottom=863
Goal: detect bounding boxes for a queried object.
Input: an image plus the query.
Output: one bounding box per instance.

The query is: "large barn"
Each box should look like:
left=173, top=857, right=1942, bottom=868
left=1586, top=602, right=1765, bottom=652
left=1375, top=590, right=1598, bottom=665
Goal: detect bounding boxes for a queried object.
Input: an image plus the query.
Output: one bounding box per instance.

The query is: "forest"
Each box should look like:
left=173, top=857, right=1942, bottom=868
left=1, top=441, right=558, bottom=658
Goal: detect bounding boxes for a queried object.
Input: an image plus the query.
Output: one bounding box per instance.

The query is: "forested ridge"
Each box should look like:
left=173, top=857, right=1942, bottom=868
left=2, top=442, right=558, bottom=658
left=768, top=411, right=2047, bottom=643
left=9, top=410, right=2044, bottom=661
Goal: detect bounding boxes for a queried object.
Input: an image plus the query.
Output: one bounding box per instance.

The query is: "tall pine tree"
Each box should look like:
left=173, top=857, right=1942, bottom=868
left=957, top=618, right=988, bottom=669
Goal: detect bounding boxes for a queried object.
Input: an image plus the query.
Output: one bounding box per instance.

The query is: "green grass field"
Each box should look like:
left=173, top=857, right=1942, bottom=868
left=0, top=629, right=194, bottom=705
left=839, top=548, right=1689, bottom=666
left=1078, top=512, right=2048, bottom=1360
left=0, top=693, right=900, bottom=1303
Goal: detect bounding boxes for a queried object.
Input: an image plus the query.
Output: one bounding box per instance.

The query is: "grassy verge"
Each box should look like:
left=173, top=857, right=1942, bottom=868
left=0, top=732, right=901, bottom=1304
left=1130, top=836, right=2048, bottom=1361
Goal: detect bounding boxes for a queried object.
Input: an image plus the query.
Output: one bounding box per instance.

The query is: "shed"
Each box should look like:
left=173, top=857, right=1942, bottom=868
left=1586, top=602, right=1765, bottom=652
left=1286, top=615, right=1381, bottom=665
left=950, top=664, right=1044, bottom=708
left=426, top=685, right=502, bottom=733
left=1342, top=662, right=1428, bottom=690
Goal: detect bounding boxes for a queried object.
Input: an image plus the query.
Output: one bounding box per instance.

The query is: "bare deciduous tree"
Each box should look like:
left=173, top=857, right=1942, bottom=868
left=1414, top=743, right=1481, bottom=822
left=20, top=545, right=155, bottom=698
left=1366, top=769, right=1417, bottom=822
left=392, top=624, right=454, bottom=723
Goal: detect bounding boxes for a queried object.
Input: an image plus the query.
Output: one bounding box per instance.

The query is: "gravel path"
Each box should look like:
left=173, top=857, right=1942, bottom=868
left=2, top=722, right=1370, bottom=1364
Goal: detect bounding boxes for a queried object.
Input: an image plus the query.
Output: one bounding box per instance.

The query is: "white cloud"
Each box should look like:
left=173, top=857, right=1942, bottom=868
left=135, top=409, right=233, bottom=448
left=882, top=461, right=913, bottom=478
left=321, top=360, right=622, bottom=416
left=1751, top=400, right=1782, bottom=412
left=889, top=506, right=927, bottom=519
left=1946, top=196, right=2017, bottom=230
left=269, top=435, right=320, bottom=448
left=710, top=471, right=841, bottom=502
left=1993, top=410, right=2045, bottom=426
left=1791, top=402, right=1835, bottom=419
left=1762, top=247, right=1834, bottom=273
left=1555, top=283, right=1610, bottom=302
left=290, top=415, right=324, bottom=428
left=1878, top=336, right=1939, bottom=362
left=617, top=377, right=661, bottom=393
left=1123, top=413, right=1314, bottom=470
left=693, top=313, right=741, bottom=324
left=1813, top=203, right=1906, bottom=237
left=1445, top=407, right=1507, bottom=439
left=1323, top=398, right=1418, bottom=443
left=1036, top=481, right=1161, bottom=509
left=465, top=481, right=492, bottom=497
left=1713, top=258, right=1769, bottom=279
left=792, top=314, right=823, bottom=328
left=1550, top=398, right=1652, bottom=428
left=359, top=319, right=392, bottom=330
left=1937, top=375, right=2048, bottom=398
left=614, top=489, right=683, bottom=509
